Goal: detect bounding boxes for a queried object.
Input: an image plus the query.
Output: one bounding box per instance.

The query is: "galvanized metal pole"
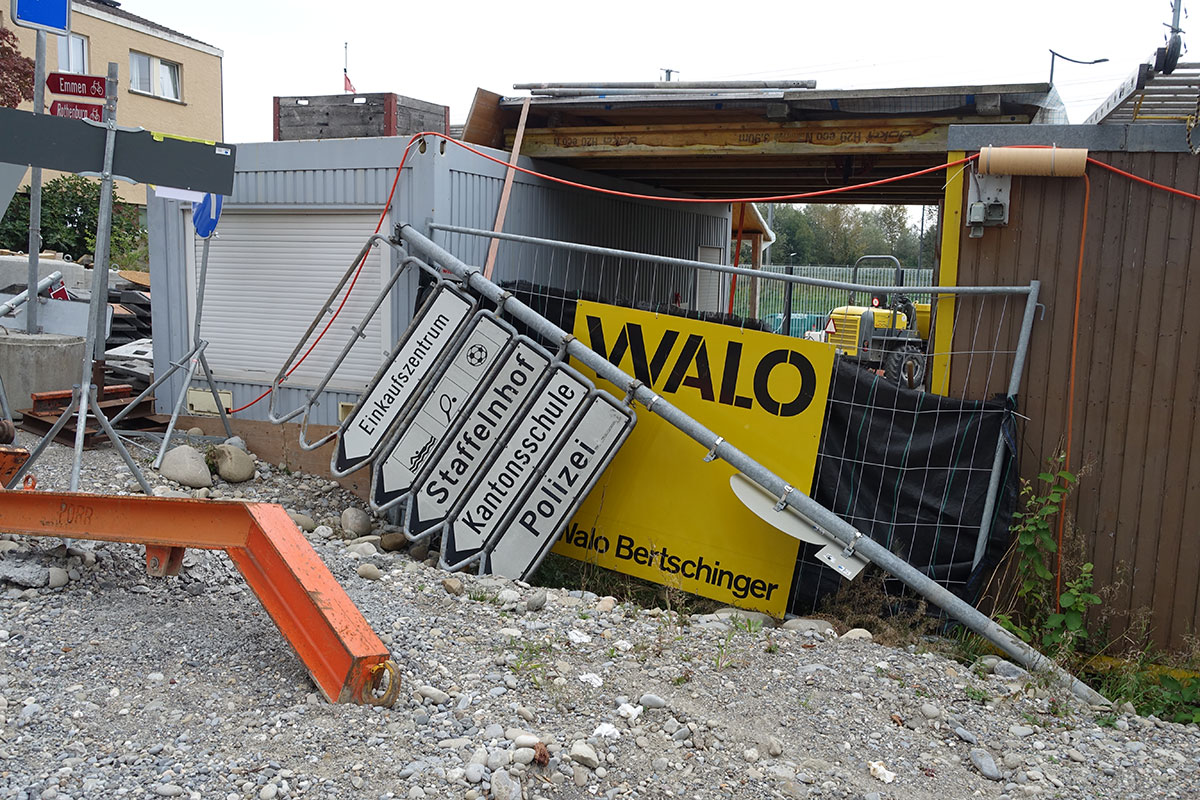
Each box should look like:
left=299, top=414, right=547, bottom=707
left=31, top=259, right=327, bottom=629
left=398, top=222, right=1107, bottom=706
left=25, top=31, right=46, bottom=335
left=513, top=80, right=818, bottom=90
left=69, top=63, right=119, bottom=492
left=0, top=271, right=63, bottom=318
left=972, top=282, right=1042, bottom=569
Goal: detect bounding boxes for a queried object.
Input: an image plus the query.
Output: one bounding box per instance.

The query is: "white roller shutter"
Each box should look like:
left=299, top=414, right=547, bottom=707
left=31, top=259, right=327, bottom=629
left=195, top=211, right=386, bottom=391
left=694, top=245, right=726, bottom=313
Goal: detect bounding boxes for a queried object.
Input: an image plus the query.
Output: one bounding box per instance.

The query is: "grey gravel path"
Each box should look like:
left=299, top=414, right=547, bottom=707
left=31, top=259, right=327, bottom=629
left=0, top=431, right=1196, bottom=800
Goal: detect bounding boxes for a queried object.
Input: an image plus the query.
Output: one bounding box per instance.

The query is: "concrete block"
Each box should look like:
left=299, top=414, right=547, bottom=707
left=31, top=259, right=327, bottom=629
left=0, top=332, right=85, bottom=413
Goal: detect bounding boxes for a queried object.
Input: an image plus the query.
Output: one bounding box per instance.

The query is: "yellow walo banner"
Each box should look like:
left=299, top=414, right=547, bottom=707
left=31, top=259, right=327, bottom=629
left=552, top=302, right=834, bottom=616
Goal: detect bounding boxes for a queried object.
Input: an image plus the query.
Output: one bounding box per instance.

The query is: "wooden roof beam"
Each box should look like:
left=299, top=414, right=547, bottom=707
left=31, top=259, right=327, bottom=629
left=505, top=117, right=981, bottom=158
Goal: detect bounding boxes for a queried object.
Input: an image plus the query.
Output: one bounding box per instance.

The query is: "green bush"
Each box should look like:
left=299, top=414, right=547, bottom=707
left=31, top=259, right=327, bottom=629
left=0, top=174, right=147, bottom=268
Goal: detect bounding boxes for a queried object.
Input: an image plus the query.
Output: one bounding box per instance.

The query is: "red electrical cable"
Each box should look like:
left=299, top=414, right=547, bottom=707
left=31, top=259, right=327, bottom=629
left=226, top=135, right=981, bottom=414
left=1086, top=156, right=1200, bottom=202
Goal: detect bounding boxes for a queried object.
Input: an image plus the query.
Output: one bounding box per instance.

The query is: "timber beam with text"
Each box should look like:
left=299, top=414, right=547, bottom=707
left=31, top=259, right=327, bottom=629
left=505, top=116, right=1030, bottom=158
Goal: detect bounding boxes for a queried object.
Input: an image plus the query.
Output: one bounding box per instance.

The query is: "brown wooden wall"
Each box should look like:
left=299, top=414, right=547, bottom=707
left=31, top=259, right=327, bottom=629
left=953, top=152, right=1200, bottom=650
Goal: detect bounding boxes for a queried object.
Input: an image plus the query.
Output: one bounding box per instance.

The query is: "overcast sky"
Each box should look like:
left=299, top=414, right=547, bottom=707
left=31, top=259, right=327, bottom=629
left=114, top=0, right=1184, bottom=144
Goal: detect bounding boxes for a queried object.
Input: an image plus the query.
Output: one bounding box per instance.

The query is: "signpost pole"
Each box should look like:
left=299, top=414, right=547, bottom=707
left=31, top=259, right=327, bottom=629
left=89, top=69, right=119, bottom=391
left=69, top=63, right=133, bottom=492
left=25, top=30, right=45, bottom=334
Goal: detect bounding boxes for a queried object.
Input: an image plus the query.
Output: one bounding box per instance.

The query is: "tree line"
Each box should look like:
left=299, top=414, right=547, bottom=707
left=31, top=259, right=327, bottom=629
left=755, top=204, right=939, bottom=269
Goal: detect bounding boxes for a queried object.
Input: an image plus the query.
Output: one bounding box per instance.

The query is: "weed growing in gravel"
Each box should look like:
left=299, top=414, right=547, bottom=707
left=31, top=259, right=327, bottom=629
left=1047, top=696, right=1072, bottom=718
left=1080, top=632, right=1200, bottom=722
left=508, top=640, right=554, bottom=694
left=713, top=629, right=739, bottom=670
left=817, top=567, right=937, bottom=647
left=989, top=454, right=1100, bottom=658
left=469, top=588, right=497, bottom=604
left=729, top=616, right=763, bottom=635
left=964, top=685, right=990, bottom=705
left=764, top=637, right=779, bottom=654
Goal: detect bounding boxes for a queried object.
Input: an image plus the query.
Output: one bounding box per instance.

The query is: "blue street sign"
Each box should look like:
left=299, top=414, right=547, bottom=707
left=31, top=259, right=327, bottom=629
left=191, top=193, right=223, bottom=238
left=11, top=0, right=71, bottom=35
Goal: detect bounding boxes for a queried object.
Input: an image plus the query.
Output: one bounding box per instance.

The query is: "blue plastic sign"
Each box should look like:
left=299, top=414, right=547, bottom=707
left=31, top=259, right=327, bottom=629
left=191, top=193, right=223, bottom=238
left=11, top=0, right=71, bottom=35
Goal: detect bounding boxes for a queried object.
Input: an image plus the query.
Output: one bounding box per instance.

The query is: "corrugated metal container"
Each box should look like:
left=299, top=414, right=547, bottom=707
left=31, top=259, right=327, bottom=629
left=149, top=137, right=730, bottom=426
left=951, top=135, right=1200, bottom=649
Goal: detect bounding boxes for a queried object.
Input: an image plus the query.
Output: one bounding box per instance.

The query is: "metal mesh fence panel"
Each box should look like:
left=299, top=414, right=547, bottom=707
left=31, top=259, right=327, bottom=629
left=429, top=224, right=1035, bottom=614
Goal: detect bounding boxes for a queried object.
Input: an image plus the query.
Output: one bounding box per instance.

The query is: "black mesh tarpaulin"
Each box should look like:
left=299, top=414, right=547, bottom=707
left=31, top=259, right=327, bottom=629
left=787, top=358, right=1019, bottom=615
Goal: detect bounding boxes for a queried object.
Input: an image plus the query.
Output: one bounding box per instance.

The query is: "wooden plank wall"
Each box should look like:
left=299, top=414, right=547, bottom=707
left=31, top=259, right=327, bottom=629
left=954, top=152, right=1200, bottom=650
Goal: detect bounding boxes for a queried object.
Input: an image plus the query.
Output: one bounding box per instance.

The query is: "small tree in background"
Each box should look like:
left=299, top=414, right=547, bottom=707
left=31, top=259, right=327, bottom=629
left=0, top=25, right=35, bottom=108
left=0, top=175, right=146, bottom=267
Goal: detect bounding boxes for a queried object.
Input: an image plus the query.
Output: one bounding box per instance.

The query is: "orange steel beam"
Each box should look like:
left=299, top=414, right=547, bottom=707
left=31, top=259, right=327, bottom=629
left=0, top=446, right=27, bottom=486
left=0, top=490, right=396, bottom=705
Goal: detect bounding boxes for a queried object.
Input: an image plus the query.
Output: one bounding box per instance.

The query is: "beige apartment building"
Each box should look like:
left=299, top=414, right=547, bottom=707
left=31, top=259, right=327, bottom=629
left=5, top=0, right=223, bottom=203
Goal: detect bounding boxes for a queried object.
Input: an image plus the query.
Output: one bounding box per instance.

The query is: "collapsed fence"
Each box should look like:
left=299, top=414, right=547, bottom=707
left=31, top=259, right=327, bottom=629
left=427, top=224, right=1036, bottom=611
left=262, top=217, right=1106, bottom=704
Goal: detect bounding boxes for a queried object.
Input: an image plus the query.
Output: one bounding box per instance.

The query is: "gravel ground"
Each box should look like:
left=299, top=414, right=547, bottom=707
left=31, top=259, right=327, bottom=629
left=0, top=430, right=1197, bottom=800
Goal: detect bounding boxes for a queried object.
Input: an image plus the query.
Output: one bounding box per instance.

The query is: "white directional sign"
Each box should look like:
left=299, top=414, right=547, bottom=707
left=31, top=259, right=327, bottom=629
left=371, top=313, right=513, bottom=510
left=404, top=341, right=552, bottom=538
left=333, top=285, right=474, bottom=475
left=485, top=394, right=635, bottom=580
left=440, top=366, right=591, bottom=568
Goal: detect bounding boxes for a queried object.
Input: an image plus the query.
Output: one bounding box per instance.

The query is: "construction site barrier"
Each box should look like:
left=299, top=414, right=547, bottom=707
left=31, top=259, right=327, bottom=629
left=394, top=222, right=1109, bottom=707
left=0, top=485, right=398, bottom=706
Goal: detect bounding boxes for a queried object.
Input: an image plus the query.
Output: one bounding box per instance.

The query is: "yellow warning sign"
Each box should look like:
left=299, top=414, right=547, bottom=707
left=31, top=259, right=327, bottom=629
left=552, top=302, right=834, bottom=616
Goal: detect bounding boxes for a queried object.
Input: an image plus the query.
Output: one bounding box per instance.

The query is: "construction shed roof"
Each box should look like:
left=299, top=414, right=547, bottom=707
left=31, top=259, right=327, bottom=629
left=463, top=82, right=1065, bottom=204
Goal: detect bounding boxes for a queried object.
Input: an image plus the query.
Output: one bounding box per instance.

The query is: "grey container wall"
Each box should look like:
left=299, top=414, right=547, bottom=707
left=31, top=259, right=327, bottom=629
left=149, top=137, right=731, bottom=425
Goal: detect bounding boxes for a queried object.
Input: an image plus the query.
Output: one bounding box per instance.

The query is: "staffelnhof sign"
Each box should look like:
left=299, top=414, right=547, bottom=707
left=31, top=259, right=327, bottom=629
left=552, top=302, right=835, bottom=616
left=403, top=341, right=552, bottom=538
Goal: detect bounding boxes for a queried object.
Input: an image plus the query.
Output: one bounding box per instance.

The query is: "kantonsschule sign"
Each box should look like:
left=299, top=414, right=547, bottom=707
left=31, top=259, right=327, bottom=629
left=553, top=302, right=834, bottom=616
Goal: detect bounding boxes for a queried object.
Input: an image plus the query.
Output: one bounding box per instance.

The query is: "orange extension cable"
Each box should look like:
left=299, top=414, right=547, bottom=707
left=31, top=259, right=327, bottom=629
left=1057, top=172, right=1089, bottom=611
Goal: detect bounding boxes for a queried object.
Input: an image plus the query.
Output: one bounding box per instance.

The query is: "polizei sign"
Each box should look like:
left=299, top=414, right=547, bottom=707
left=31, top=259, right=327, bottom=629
left=485, top=393, right=634, bottom=580
left=333, top=285, right=474, bottom=475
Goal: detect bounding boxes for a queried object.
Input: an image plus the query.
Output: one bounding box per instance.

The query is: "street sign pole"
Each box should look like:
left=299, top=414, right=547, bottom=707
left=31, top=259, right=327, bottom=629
left=89, top=68, right=118, bottom=391
left=25, top=30, right=45, bottom=334
left=68, top=63, right=146, bottom=493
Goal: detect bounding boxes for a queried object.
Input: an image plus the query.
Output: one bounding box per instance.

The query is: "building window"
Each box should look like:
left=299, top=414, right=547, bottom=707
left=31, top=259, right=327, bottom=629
left=56, top=33, right=88, bottom=74
left=158, top=60, right=180, bottom=100
left=129, top=51, right=182, bottom=101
